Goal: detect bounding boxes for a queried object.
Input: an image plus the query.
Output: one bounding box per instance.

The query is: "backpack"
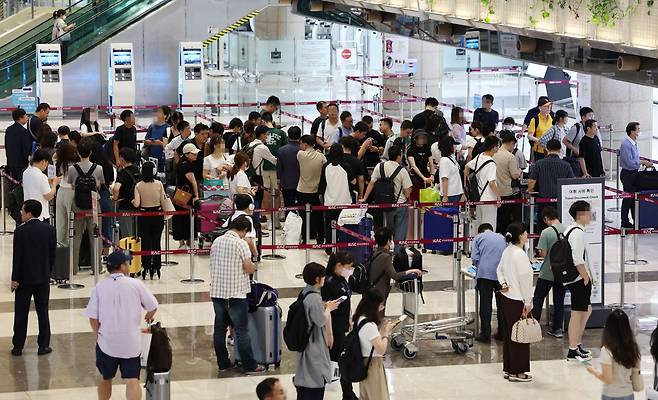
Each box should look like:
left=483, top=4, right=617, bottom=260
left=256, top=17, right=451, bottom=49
left=146, top=322, right=173, bottom=373
left=549, top=226, right=583, bottom=283
left=349, top=252, right=387, bottom=295
left=338, top=318, right=374, bottom=383
left=393, top=246, right=425, bottom=302
left=436, top=115, right=450, bottom=140
left=471, top=138, right=484, bottom=158
left=73, top=163, right=98, bottom=210
left=246, top=281, right=279, bottom=312
left=242, top=142, right=265, bottom=178
left=122, top=167, right=141, bottom=208
left=566, top=123, right=581, bottom=158
left=372, top=162, right=403, bottom=204
left=466, top=156, right=495, bottom=201
left=283, top=291, right=318, bottom=352
left=103, top=135, right=116, bottom=165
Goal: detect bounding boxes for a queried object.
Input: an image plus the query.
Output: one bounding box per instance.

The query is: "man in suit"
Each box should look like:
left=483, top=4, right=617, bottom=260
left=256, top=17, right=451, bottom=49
left=4, top=108, right=32, bottom=181
left=11, top=199, right=56, bottom=356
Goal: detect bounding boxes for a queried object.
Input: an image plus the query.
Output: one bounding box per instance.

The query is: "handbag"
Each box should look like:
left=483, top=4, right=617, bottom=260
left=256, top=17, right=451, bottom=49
left=419, top=183, right=440, bottom=203
left=161, top=192, right=175, bottom=221
left=172, top=185, right=192, bottom=207
left=632, top=367, right=644, bottom=392
left=511, top=311, right=543, bottom=344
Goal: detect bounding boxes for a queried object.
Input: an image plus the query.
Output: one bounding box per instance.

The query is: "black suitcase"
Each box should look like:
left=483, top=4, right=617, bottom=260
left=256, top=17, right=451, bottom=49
left=52, top=243, right=70, bottom=283
left=636, top=170, right=658, bottom=191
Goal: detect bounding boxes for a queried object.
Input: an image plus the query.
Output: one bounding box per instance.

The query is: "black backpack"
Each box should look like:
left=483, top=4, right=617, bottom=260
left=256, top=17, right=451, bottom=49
left=549, top=226, right=583, bottom=283
left=339, top=318, right=375, bottom=383
left=393, top=246, right=425, bottom=302
left=349, top=252, right=386, bottom=295
left=471, top=138, right=485, bottom=158
left=122, top=167, right=141, bottom=208
left=73, top=163, right=98, bottom=209
left=283, top=291, right=317, bottom=352
left=242, top=143, right=265, bottom=178
left=466, top=156, right=495, bottom=201
left=147, top=322, right=173, bottom=373
left=372, top=162, right=403, bottom=204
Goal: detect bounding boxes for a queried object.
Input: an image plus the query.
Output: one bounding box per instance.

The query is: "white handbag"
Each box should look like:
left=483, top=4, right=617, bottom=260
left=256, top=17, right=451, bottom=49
left=283, top=211, right=303, bottom=244
left=511, top=313, right=543, bottom=344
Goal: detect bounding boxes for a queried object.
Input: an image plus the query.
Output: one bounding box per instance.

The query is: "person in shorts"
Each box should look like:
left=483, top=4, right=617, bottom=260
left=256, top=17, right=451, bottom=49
left=564, top=200, right=594, bottom=362
left=85, top=250, right=158, bottom=400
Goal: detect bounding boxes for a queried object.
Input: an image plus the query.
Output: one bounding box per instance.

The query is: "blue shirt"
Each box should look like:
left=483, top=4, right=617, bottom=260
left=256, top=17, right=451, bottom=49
left=276, top=142, right=300, bottom=190
left=471, top=230, right=508, bottom=281
left=145, top=123, right=170, bottom=171
left=619, top=136, right=640, bottom=171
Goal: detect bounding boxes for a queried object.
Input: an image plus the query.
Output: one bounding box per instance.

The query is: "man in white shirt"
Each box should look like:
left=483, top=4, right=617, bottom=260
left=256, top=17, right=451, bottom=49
left=22, top=149, right=61, bottom=223
left=85, top=250, right=158, bottom=400
left=165, top=121, right=191, bottom=164
left=246, top=125, right=277, bottom=210
left=316, top=103, right=340, bottom=151
left=464, top=136, right=500, bottom=229
left=563, top=106, right=594, bottom=158
left=564, top=200, right=594, bottom=362
left=360, top=145, right=413, bottom=241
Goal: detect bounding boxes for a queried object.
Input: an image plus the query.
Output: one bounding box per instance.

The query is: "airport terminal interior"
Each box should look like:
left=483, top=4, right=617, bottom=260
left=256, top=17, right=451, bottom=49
left=4, top=0, right=658, bottom=399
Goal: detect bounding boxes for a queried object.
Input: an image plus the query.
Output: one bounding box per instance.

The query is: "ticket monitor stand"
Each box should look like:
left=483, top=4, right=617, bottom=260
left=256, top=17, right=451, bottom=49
left=36, top=44, right=64, bottom=117
left=179, top=42, right=205, bottom=112
left=108, top=43, right=135, bottom=114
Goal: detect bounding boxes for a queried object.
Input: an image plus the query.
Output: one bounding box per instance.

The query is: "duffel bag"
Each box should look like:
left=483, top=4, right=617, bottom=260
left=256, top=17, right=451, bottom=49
left=636, top=170, right=658, bottom=191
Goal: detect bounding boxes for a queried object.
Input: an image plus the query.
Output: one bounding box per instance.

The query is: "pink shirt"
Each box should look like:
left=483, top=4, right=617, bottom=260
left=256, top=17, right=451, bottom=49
left=85, top=273, right=158, bottom=358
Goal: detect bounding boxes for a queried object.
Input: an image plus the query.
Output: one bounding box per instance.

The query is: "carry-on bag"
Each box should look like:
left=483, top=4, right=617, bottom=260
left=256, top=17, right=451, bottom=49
left=234, top=304, right=282, bottom=368
left=198, top=197, right=232, bottom=234
left=52, top=242, right=70, bottom=282
left=636, top=170, right=658, bottom=191
left=337, top=214, right=374, bottom=265
left=145, top=371, right=170, bottom=400
left=423, top=207, right=459, bottom=253
left=639, top=190, right=658, bottom=228
left=119, top=236, right=142, bottom=277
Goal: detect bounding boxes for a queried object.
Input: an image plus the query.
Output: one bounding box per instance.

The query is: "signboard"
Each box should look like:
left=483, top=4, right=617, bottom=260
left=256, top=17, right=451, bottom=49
left=456, top=48, right=466, bottom=61
left=383, top=35, right=409, bottom=74
left=295, top=40, right=331, bottom=74
left=336, top=47, right=357, bottom=67
left=499, top=33, right=519, bottom=58
left=403, top=58, right=418, bottom=74
left=11, top=87, right=36, bottom=113
left=559, top=177, right=605, bottom=305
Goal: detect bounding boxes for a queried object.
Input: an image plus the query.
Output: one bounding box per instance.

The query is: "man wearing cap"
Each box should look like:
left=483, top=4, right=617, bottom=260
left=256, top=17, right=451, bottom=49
left=527, top=98, right=554, bottom=162
left=85, top=250, right=158, bottom=400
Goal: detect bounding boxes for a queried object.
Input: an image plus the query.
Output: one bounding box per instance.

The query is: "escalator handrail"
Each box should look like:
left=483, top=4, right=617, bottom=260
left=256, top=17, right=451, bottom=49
left=0, top=0, right=104, bottom=60
left=1, top=0, right=167, bottom=71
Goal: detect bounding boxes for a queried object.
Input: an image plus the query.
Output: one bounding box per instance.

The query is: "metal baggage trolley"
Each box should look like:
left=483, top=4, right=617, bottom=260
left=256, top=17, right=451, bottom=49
left=391, top=277, right=474, bottom=360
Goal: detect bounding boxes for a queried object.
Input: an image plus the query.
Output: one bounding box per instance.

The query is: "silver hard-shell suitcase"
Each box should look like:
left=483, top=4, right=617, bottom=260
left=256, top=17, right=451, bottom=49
left=234, top=305, right=282, bottom=368
left=145, top=371, right=170, bottom=400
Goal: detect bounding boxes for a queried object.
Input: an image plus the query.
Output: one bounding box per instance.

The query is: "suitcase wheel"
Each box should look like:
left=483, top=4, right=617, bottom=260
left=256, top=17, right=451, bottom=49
left=274, top=362, right=280, bottom=368
left=422, top=249, right=427, bottom=253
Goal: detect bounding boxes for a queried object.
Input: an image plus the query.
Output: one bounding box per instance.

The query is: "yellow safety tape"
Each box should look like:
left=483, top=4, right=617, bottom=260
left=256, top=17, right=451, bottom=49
left=202, top=9, right=260, bottom=47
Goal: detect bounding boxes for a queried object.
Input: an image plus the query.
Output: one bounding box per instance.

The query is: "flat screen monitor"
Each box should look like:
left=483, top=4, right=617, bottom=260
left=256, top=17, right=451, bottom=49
left=464, top=37, right=479, bottom=50
left=112, top=50, right=132, bottom=66
left=40, top=51, right=60, bottom=67
left=183, top=48, right=202, bottom=65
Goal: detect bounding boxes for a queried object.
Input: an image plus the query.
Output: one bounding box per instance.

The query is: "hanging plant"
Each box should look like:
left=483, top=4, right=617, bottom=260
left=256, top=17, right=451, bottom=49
left=481, top=0, right=496, bottom=23
left=588, top=0, right=635, bottom=26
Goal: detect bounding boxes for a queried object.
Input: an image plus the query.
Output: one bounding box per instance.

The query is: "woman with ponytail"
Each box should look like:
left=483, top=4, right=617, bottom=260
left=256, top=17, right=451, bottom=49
left=321, top=252, right=358, bottom=400
left=496, top=222, right=534, bottom=382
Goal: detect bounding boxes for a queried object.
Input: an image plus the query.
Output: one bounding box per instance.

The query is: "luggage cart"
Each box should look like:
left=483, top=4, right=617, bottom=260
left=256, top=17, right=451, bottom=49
left=391, top=278, right=473, bottom=360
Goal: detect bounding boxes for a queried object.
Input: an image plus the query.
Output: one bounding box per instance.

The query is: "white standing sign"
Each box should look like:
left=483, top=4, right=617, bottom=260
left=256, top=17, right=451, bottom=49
left=559, top=178, right=605, bottom=305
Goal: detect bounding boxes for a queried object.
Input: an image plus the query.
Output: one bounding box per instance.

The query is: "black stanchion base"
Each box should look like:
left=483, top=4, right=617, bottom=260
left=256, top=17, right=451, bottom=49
left=181, top=278, right=205, bottom=284
left=625, top=259, right=648, bottom=265
left=294, top=273, right=303, bottom=279
left=442, top=287, right=456, bottom=292
left=162, top=261, right=179, bottom=266
left=0, top=231, right=13, bottom=236
left=262, top=254, right=286, bottom=260
left=607, top=207, right=621, bottom=212
left=58, top=283, right=85, bottom=290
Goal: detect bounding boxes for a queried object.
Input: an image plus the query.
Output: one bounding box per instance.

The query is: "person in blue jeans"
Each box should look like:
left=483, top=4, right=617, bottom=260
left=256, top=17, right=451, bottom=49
left=531, top=206, right=566, bottom=338
left=143, top=106, right=170, bottom=173
left=209, top=216, right=265, bottom=375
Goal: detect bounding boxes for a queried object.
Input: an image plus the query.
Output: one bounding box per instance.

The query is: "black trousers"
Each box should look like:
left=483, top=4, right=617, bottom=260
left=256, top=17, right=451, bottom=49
left=620, top=169, right=638, bottom=226
left=282, top=189, right=298, bottom=208
left=476, top=278, right=503, bottom=339
left=532, top=278, right=565, bottom=330
left=296, top=386, right=325, bottom=400
left=13, top=284, right=50, bottom=349
left=297, top=191, right=324, bottom=243
left=496, top=194, right=521, bottom=234
left=330, top=330, right=358, bottom=400
left=501, top=295, right=530, bottom=375
left=138, top=214, right=164, bottom=272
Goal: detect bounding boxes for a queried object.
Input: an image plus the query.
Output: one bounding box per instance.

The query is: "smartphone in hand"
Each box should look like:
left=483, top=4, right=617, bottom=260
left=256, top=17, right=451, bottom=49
left=336, top=295, right=348, bottom=304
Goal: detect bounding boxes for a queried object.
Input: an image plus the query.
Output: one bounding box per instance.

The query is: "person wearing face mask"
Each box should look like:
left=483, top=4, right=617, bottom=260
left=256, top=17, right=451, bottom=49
left=369, top=227, right=422, bottom=318
left=321, top=252, right=358, bottom=400
left=619, top=122, right=653, bottom=228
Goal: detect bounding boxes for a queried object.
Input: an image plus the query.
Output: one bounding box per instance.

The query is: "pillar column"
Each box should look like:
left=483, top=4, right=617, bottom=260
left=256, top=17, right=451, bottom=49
left=252, top=6, right=305, bottom=40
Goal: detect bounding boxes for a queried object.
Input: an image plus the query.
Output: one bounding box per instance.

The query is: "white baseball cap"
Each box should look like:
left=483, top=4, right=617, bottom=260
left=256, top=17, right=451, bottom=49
left=182, top=143, right=200, bottom=155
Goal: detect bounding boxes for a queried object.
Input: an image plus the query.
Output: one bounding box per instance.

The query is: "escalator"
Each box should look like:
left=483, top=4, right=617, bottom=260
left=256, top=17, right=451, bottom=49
left=0, top=0, right=172, bottom=98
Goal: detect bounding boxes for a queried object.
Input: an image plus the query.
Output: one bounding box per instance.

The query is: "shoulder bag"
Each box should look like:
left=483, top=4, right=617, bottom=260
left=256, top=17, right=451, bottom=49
left=172, top=185, right=192, bottom=207
left=511, top=309, right=543, bottom=344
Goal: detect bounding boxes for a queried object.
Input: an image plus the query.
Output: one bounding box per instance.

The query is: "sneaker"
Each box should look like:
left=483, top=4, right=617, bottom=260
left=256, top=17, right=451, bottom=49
left=509, top=374, right=532, bottom=382
left=219, top=364, right=236, bottom=372
left=503, top=373, right=510, bottom=380
left=244, top=365, right=266, bottom=375
left=577, top=345, right=591, bottom=357
left=547, top=329, right=564, bottom=338
left=567, top=349, right=590, bottom=362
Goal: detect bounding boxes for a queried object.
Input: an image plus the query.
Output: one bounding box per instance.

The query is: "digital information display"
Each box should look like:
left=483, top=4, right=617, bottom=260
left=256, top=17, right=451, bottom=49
left=40, top=51, right=60, bottom=67
left=113, top=49, right=132, bottom=66
left=183, top=48, right=202, bottom=64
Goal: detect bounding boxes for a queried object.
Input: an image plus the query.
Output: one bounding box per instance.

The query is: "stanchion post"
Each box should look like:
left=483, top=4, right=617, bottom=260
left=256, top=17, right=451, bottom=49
left=331, top=220, right=337, bottom=254
left=305, top=203, right=311, bottom=264
left=517, top=69, right=522, bottom=109
left=528, top=196, right=535, bottom=258
left=452, top=214, right=459, bottom=290
left=625, top=193, right=647, bottom=265
left=1, top=169, right=8, bottom=234
left=608, top=125, right=614, bottom=182
left=163, top=217, right=178, bottom=266
left=462, top=203, right=471, bottom=256
left=413, top=201, right=419, bottom=249
left=93, top=224, right=100, bottom=285
left=466, top=56, right=471, bottom=109
left=59, top=211, right=84, bottom=289
left=181, top=207, right=204, bottom=283
left=608, top=149, right=621, bottom=212
left=263, top=185, right=285, bottom=260
left=620, top=228, right=626, bottom=307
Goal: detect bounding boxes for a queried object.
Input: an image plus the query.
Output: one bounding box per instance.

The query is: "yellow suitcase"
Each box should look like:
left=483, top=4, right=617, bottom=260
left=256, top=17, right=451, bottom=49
left=119, top=236, right=142, bottom=277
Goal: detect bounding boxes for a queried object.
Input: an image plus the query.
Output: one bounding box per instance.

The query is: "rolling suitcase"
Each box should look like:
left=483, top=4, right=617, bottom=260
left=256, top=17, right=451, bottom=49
left=119, top=236, right=142, bottom=277
left=52, top=242, right=70, bottom=283
left=234, top=304, right=282, bottom=369
left=145, top=371, right=170, bottom=400
left=337, top=215, right=374, bottom=265
left=639, top=190, right=658, bottom=228
left=423, top=207, right=459, bottom=254
left=198, top=197, right=232, bottom=233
